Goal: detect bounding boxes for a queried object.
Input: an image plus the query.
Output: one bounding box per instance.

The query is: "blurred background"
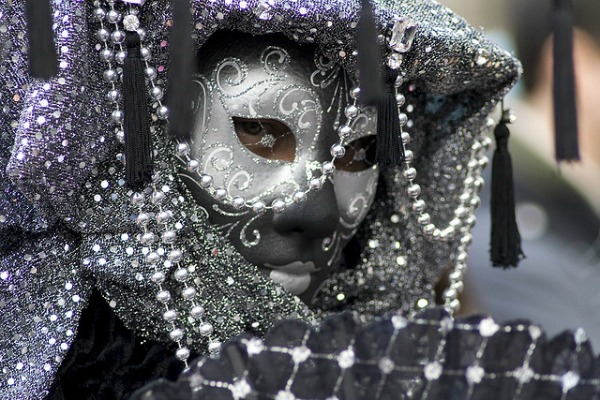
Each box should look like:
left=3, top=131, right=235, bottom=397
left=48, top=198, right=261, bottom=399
left=438, top=0, right=600, bottom=348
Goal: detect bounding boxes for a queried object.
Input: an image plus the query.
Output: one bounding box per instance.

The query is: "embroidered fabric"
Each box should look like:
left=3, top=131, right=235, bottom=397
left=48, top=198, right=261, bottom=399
left=131, top=309, right=600, bottom=400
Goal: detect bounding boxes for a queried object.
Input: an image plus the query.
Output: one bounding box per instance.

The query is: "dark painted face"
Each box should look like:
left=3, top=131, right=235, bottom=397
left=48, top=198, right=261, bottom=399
left=180, top=32, right=378, bottom=303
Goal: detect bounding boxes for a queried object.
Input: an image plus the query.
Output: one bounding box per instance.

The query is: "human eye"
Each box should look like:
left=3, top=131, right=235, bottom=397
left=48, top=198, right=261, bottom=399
left=233, top=117, right=296, bottom=162
left=334, top=135, right=377, bottom=172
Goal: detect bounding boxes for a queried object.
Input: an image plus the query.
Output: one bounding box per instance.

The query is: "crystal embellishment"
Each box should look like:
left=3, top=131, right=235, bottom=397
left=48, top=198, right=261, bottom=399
left=387, top=53, right=403, bottom=70
left=387, top=17, right=418, bottom=53
left=254, top=2, right=273, bottom=20
left=123, top=15, right=140, bottom=32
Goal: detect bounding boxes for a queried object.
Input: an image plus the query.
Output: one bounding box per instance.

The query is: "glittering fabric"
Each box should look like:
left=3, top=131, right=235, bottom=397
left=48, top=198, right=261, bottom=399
left=131, top=309, right=600, bottom=399
left=0, top=0, right=519, bottom=398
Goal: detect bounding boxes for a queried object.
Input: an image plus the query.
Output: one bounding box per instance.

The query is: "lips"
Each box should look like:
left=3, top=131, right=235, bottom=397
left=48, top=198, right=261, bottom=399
left=263, top=261, right=318, bottom=295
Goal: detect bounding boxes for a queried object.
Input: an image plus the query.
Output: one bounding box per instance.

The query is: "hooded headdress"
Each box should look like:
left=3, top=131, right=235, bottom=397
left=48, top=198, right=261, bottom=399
left=0, top=0, right=519, bottom=397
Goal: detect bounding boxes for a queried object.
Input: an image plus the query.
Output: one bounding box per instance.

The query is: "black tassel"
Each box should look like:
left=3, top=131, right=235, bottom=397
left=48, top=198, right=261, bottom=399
left=375, top=68, right=404, bottom=167
left=123, top=31, right=153, bottom=191
left=356, top=0, right=382, bottom=106
left=552, top=0, right=579, bottom=161
left=166, top=0, right=194, bottom=141
left=490, top=109, right=524, bottom=268
left=25, top=0, right=58, bottom=79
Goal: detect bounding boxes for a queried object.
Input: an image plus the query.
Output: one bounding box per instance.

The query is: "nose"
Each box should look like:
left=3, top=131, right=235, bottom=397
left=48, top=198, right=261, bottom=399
left=272, top=180, right=340, bottom=238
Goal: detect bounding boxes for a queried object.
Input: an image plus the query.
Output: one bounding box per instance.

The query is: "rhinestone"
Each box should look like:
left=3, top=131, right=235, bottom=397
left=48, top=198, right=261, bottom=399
left=200, top=174, right=213, bottom=188
left=350, top=87, right=361, bottom=99
left=293, top=191, right=307, bottom=204
left=190, top=305, right=205, bottom=318
left=232, top=197, right=246, bottom=209
left=111, top=30, right=125, bottom=44
left=272, top=199, right=286, bottom=213
left=200, top=323, right=214, bottom=336
left=123, top=14, right=140, bottom=31
left=151, top=271, right=166, bottom=284
left=168, top=249, right=183, bottom=263
left=466, top=365, right=485, bottom=384
left=479, top=318, right=499, bottom=337
left=163, top=309, right=177, bottom=322
left=169, top=328, right=184, bottom=341
left=174, top=268, right=189, bottom=282
left=344, top=105, right=359, bottom=118
left=252, top=201, right=266, bottom=213
left=182, top=286, right=197, bottom=300
left=106, top=9, right=121, bottom=23
left=254, top=2, right=272, bottom=20
left=176, top=347, right=190, bottom=361
left=387, top=52, right=403, bottom=69
left=156, top=290, right=171, bottom=303
left=387, top=17, right=418, bottom=53
left=424, top=362, right=442, bottom=381
left=330, top=144, right=345, bottom=158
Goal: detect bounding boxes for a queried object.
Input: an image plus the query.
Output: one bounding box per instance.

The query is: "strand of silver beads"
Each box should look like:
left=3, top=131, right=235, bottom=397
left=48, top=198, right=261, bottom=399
left=175, top=87, right=364, bottom=213
left=94, top=0, right=220, bottom=363
left=395, top=80, right=492, bottom=315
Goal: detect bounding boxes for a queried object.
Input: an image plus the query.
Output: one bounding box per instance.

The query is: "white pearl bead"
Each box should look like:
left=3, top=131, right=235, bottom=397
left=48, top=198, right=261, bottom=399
left=401, top=131, right=411, bottom=144
left=398, top=113, right=408, bottom=126
left=156, top=290, right=171, bottom=303
left=130, top=192, right=145, bottom=205
left=168, top=249, right=183, bottom=263
left=199, top=323, right=214, bottom=336
left=176, top=347, right=190, bottom=361
left=100, top=49, right=114, bottom=61
left=232, top=197, right=246, bottom=209
left=330, top=144, right=345, bottom=158
left=151, top=271, right=165, bottom=284
left=106, top=90, right=119, bottom=102
left=412, top=199, right=426, bottom=213
left=151, top=191, right=165, bottom=205
left=272, top=199, right=286, bottom=213
left=208, top=341, right=221, bottom=354
left=190, top=305, right=205, bottom=318
left=111, top=30, right=125, bottom=44
left=186, top=159, right=200, bottom=172
left=252, top=201, right=266, bottom=213
left=182, top=286, right=197, bottom=300
left=174, top=268, right=189, bottom=282
left=156, top=211, right=172, bottom=224
left=309, top=178, right=322, bottom=191
left=344, top=105, right=359, bottom=118
left=163, top=309, right=177, bottom=322
left=96, top=28, right=110, bottom=42
left=140, top=47, right=151, bottom=60
left=146, top=252, right=160, bottom=264
left=200, top=174, right=213, bottom=188
left=404, top=150, right=414, bottom=162
left=417, top=213, right=431, bottom=226
left=156, top=105, right=169, bottom=120
left=93, top=8, right=106, bottom=21
left=214, top=188, right=228, bottom=200
left=136, top=212, right=150, bottom=225
left=150, top=86, right=163, bottom=100
left=145, top=66, right=157, bottom=80
left=169, top=328, right=184, bottom=341
left=115, top=51, right=126, bottom=64
left=293, top=191, right=307, bottom=204
left=111, top=110, right=123, bottom=124
left=338, top=126, right=353, bottom=138
left=350, top=87, right=361, bottom=99
left=423, top=223, right=435, bottom=235
left=176, top=142, right=191, bottom=156
left=322, top=161, right=335, bottom=176
left=106, top=9, right=121, bottom=23
left=402, top=167, right=416, bottom=180
left=140, top=232, right=156, bottom=244
left=449, top=269, right=464, bottom=282
left=396, top=93, right=406, bottom=106
left=407, top=184, right=421, bottom=198
left=162, top=230, right=177, bottom=244
left=115, top=130, right=125, bottom=144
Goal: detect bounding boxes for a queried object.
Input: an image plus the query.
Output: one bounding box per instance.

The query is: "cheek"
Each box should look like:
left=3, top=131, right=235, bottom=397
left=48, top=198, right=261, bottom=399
left=333, top=167, right=379, bottom=225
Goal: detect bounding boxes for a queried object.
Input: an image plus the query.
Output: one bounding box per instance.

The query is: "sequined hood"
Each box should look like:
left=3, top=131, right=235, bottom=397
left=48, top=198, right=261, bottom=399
left=0, top=0, right=519, bottom=397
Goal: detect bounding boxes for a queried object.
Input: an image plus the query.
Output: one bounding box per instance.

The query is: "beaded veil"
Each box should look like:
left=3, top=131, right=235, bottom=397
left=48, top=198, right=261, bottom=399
left=0, top=0, right=519, bottom=398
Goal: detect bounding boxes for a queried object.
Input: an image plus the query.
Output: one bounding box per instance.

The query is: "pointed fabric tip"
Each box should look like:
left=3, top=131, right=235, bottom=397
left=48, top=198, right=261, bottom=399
left=356, top=0, right=382, bottom=106
left=552, top=0, right=579, bottom=162
left=167, top=0, right=194, bottom=141
left=123, top=31, right=154, bottom=191
left=490, top=115, right=524, bottom=268
left=25, top=0, right=58, bottom=79
left=375, top=68, right=404, bottom=168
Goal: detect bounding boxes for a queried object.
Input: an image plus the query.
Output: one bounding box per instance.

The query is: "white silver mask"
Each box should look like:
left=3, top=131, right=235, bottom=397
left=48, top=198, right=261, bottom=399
left=180, top=32, right=379, bottom=303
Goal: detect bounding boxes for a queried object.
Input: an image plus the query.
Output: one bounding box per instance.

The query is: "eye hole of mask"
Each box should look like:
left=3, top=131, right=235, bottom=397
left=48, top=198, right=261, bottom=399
left=334, top=135, right=377, bottom=172
left=233, top=117, right=296, bottom=162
